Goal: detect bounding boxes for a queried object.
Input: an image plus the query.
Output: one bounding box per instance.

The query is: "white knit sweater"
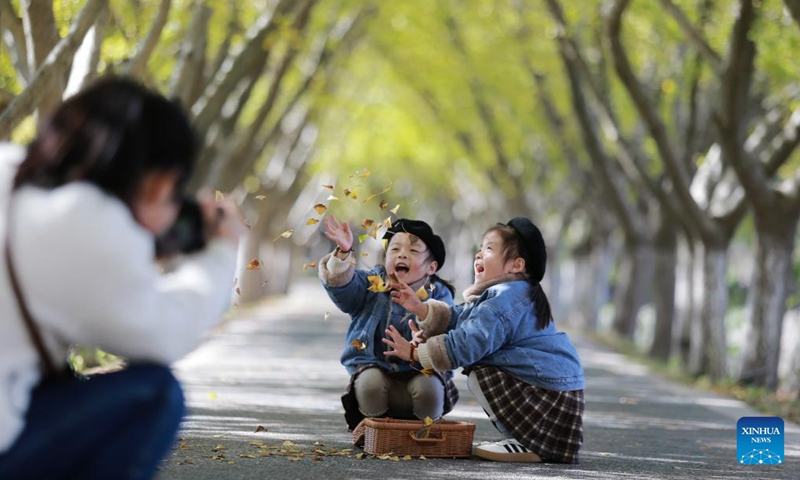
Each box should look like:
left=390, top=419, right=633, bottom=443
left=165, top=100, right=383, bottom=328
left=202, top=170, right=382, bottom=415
left=0, top=143, right=238, bottom=452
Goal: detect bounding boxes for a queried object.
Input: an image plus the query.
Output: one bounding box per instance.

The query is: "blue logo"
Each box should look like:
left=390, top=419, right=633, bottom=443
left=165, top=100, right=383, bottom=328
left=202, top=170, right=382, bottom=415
left=737, top=416, right=783, bottom=465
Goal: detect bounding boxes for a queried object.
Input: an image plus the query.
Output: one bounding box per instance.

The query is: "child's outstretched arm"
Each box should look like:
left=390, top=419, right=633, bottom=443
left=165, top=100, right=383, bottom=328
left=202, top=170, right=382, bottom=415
left=390, top=280, right=456, bottom=337
left=323, top=214, right=353, bottom=256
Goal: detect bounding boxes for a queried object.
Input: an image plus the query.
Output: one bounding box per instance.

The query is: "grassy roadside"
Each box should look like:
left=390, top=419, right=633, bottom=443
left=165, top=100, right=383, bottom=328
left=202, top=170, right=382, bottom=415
left=588, top=332, right=800, bottom=425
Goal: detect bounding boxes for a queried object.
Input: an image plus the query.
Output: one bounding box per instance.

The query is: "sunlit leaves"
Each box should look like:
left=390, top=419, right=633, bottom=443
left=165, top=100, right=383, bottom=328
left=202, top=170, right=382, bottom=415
left=306, top=218, right=320, bottom=225
left=314, top=204, right=328, bottom=215
left=416, top=286, right=429, bottom=301
left=367, top=275, right=392, bottom=292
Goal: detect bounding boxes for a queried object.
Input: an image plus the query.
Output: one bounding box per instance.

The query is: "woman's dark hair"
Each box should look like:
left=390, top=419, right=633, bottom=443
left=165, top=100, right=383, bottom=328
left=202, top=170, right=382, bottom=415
left=486, top=224, right=553, bottom=330
left=13, top=76, right=197, bottom=207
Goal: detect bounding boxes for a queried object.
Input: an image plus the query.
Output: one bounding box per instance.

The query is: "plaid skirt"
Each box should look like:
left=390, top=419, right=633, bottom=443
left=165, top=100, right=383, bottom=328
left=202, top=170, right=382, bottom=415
left=473, top=365, right=584, bottom=464
left=341, top=364, right=460, bottom=431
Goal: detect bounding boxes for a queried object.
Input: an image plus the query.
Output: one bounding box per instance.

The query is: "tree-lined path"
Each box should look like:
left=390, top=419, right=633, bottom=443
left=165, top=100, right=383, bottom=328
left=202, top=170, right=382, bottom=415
left=155, top=278, right=799, bottom=480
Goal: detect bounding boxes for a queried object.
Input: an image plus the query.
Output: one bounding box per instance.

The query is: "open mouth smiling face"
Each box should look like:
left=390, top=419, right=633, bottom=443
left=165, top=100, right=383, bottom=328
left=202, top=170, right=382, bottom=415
left=386, top=232, right=434, bottom=285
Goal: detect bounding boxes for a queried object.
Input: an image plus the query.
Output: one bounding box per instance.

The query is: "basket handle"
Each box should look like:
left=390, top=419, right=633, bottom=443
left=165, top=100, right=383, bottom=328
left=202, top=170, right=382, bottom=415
left=408, top=432, right=447, bottom=443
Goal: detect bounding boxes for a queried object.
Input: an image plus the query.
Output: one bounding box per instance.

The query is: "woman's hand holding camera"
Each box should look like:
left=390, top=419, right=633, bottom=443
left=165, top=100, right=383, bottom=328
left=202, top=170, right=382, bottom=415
left=198, top=191, right=248, bottom=248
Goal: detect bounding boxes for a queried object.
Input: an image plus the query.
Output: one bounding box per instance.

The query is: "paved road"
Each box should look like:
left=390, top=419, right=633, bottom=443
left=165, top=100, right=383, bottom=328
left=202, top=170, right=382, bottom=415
left=155, top=278, right=799, bottom=480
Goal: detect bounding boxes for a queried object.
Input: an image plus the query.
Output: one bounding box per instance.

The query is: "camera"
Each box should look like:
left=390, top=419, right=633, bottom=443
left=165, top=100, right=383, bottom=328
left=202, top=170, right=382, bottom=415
left=154, top=198, right=209, bottom=257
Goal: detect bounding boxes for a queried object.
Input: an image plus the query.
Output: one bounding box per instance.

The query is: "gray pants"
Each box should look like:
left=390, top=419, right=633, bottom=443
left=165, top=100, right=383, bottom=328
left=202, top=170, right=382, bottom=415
left=354, top=367, right=444, bottom=420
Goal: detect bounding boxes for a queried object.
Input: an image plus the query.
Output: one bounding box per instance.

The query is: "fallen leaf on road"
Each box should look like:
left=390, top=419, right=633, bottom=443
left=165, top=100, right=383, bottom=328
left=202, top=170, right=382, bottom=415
left=255, top=425, right=267, bottom=433
left=212, top=444, right=227, bottom=452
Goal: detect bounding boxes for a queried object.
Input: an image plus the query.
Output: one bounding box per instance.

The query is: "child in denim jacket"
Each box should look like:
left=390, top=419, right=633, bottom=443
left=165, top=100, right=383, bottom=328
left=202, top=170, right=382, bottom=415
left=384, top=217, right=584, bottom=463
left=319, top=215, right=458, bottom=430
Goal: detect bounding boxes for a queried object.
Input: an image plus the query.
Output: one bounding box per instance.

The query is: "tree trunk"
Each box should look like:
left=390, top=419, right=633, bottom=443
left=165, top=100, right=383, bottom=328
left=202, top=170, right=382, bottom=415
left=649, top=221, right=677, bottom=360
left=737, top=219, right=798, bottom=389
left=689, top=242, right=728, bottom=380
left=611, top=241, right=654, bottom=339
left=673, top=236, right=695, bottom=366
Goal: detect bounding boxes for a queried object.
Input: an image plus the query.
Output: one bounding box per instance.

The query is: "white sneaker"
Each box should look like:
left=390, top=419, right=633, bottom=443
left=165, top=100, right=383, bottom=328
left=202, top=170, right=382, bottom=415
left=473, top=438, right=542, bottom=463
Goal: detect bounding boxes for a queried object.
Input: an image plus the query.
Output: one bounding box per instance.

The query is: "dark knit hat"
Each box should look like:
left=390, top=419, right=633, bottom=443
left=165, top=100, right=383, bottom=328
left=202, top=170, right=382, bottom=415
left=383, top=219, right=445, bottom=271
left=507, top=217, right=546, bottom=282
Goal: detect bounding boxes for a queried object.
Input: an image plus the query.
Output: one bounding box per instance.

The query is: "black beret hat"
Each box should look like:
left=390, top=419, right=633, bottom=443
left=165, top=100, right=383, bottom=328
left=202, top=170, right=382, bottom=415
left=383, top=218, right=445, bottom=271
left=507, top=216, right=546, bottom=282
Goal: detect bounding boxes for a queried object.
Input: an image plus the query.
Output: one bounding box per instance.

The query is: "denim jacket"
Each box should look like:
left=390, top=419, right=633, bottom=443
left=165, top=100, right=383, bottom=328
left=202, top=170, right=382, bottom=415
left=421, top=278, right=584, bottom=391
left=319, top=254, right=454, bottom=375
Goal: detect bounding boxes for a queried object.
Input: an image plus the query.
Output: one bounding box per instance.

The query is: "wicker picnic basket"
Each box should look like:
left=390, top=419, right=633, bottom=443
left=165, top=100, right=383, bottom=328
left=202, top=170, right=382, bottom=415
left=353, top=418, right=475, bottom=458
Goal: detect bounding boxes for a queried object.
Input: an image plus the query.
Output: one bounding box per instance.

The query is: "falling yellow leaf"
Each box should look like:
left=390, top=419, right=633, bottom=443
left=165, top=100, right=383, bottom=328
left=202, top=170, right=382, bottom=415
left=255, top=425, right=267, bottom=433
left=351, top=339, right=367, bottom=350
left=358, top=234, right=370, bottom=243
left=327, top=195, right=340, bottom=201
left=367, top=275, right=392, bottom=293
left=208, top=392, right=218, bottom=399
left=321, top=184, right=334, bottom=190
left=379, top=200, right=389, bottom=210
left=359, top=168, right=371, bottom=178
left=303, top=262, right=317, bottom=271
left=273, top=229, right=294, bottom=241
left=361, top=252, right=369, bottom=257
left=382, top=217, right=393, bottom=228
left=370, top=223, right=380, bottom=239
left=343, top=188, right=352, bottom=197
left=255, top=195, right=266, bottom=200
left=324, top=311, right=331, bottom=321
left=361, top=218, right=374, bottom=229
left=247, top=258, right=261, bottom=270
left=306, top=218, right=320, bottom=226
left=215, top=190, right=225, bottom=201
left=362, top=193, right=378, bottom=204
left=416, top=286, right=429, bottom=301
left=390, top=204, right=401, bottom=215
left=350, top=188, right=359, bottom=200
left=313, top=204, right=327, bottom=215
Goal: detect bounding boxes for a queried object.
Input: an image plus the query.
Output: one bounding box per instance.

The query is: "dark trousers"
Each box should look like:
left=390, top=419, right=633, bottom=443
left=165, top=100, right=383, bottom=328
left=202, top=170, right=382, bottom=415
left=0, top=363, right=184, bottom=480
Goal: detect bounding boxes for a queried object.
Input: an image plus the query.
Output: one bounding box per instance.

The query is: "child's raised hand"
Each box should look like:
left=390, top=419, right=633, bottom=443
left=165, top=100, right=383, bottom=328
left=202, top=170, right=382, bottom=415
left=409, top=319, right=426, bottom=345
left=382, top=325, right=413, bottom=362
left=323, top=214, right=353, bottom=253
left=390, top=280, right=429, bottom=319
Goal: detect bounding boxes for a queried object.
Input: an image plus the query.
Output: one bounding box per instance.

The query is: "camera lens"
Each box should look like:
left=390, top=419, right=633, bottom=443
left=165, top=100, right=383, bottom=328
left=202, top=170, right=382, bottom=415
left=154, top=198, right=207, bottom=256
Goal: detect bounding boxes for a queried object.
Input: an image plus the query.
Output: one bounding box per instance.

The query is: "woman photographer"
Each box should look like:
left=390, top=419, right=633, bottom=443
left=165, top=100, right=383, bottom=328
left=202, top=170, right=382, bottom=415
left=0, top=76, right=247, bottom=479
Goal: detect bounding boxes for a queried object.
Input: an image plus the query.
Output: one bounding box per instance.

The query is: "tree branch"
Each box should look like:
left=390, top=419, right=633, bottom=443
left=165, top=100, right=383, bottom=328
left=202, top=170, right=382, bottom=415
left=715, top=0, right=774, bottom=211
left=20, top=0, right=63, bottom=114
left=168, top=2, right=211, bottom=106
left=191, top=0, right=301, bottom=137
left=656, top=0, right=723, bottom=75
left=784, top=0, right=800, bottom=27
left=0, top=0, right=107, bottom=139
left=0, top=0, right=31, bottom=83
left=606, top=0, right=716, bottom=240
left=125, top=0, right=171, bottom=78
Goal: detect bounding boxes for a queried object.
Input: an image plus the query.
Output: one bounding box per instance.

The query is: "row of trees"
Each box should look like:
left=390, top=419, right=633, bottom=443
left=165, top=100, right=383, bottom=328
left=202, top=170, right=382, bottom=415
left=1, top=0, right=798, bottom=397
